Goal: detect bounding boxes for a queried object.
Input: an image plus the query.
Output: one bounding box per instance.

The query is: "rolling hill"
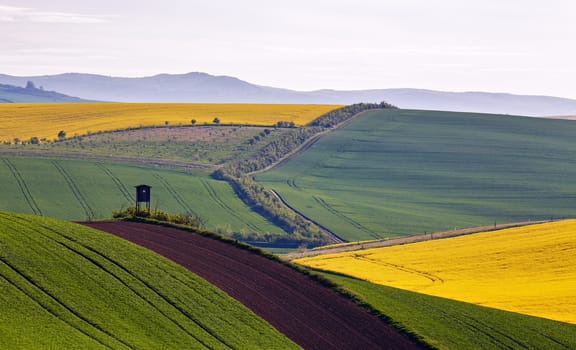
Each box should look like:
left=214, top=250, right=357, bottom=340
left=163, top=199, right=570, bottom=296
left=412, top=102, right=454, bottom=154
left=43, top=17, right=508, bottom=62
left=257, top=109, right=576, bottom=241
left=0, top=82, right=88, bottom=103
left=326, top=274, right=576, bottom=350
left=295, top=220, right=576, bottom=324
left=1, top=72, right=575, bottom=116
left=0, top=211, right=299, bottom=349
left=0, top=157, right=284, bottom=237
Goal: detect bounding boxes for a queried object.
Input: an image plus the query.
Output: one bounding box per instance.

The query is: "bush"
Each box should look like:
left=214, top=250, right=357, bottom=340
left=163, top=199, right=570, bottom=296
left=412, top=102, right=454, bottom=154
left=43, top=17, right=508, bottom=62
left=112, top=206, right=202, bottom=228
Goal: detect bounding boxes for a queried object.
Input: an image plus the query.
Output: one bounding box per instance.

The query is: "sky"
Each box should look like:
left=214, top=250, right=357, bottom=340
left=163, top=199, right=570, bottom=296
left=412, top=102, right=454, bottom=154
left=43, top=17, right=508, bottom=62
left=1, top=0, right=576, bottom=98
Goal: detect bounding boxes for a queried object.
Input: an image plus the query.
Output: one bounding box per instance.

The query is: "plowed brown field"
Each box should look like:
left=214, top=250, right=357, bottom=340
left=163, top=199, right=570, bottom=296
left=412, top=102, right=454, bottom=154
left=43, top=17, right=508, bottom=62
left=83, top=221, right=424, bottom=350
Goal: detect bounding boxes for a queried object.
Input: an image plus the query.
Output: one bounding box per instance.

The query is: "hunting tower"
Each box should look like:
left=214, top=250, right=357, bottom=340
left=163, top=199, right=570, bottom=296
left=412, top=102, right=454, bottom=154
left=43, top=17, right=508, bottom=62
left=135, top=184, right=151, bottom=214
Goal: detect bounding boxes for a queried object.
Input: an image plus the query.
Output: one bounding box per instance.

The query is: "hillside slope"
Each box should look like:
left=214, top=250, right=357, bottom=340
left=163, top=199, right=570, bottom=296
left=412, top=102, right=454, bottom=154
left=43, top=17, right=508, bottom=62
left=1, top=72, right=575, bottom=116
left=257, top=109, right=576, bottom=240
left=328, top=275, right=576, bottom=350
left=0, top=157, right=284, bottom=235
left=85, top=221, right=424, bottom=349
left=295, top=220, right=576, bottom=324
left=0, top=82, right=88, bottom=102
left=0, top=211, right=298, bottom=349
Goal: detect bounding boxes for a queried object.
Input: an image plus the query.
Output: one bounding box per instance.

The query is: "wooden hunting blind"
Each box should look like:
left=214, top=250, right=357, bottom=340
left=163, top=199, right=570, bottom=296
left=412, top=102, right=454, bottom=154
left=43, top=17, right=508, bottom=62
left=135, top=184, right=151, bottom=213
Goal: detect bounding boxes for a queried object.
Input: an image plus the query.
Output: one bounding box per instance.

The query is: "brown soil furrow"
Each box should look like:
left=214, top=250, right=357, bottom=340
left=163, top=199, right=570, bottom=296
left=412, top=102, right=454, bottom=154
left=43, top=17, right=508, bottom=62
left=83, top=221, right=425, bottom=350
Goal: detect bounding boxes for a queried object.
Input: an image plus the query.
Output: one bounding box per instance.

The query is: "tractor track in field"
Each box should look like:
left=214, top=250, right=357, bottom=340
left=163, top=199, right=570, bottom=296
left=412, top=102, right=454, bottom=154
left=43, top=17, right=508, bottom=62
left=52, top=161, right=95, bottom=221
left=0, top=215, right=131, bottom=348
left=269, top=189, right=346, bottom=244
left=247, top=110, right=375, bottom=177
left=313, top=196, right=382, bottom=240
left=0, top=258, right=125, bottom=349
left=1, top=158, right=42, bottom=216
left=152, top=173, right=197, bottom=218
left=352, top=254, right=445, bottom=286
left=83, top=221, right=426, bottom=350
left=96, top=164, right=132, bottom=202
left=34, top=221, right=230, bottom=349
left=199, top=179, right=260, bottom=232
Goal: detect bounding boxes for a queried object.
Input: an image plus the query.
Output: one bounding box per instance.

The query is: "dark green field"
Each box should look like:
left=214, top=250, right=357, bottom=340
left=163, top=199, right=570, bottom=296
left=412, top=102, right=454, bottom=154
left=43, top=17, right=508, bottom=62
left=0, top=157, right=284, bottom=235
left=257, top=109, right=576, bottom=241
left=325, top=274, right=576, bottom=350
left=0, top=211, right=299, bottom=349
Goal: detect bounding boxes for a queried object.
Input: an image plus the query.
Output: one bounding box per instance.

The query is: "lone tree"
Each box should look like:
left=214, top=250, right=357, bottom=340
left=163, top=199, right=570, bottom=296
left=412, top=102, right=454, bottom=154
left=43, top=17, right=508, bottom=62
left=213, top=117, right=220, bottom=124
left=57, top=130, right=66, bottom=140
left=25, top=81, right=36, bottom=89
left=191, top=119, right=197, bottom=125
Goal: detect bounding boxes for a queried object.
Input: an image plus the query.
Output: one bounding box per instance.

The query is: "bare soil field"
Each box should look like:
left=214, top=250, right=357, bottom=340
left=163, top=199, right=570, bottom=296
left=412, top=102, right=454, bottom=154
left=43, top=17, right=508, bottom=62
left=84, top=221, right=424, bottom=350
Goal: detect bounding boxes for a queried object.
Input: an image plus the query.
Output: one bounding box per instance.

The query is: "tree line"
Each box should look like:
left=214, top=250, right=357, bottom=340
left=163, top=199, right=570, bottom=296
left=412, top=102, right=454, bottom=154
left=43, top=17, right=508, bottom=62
left=213, top=102, right=397, bottom=246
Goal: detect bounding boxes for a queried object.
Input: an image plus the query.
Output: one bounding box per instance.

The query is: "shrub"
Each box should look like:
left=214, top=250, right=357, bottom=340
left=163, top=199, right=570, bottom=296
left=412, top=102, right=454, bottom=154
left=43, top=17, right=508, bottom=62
left=112, top=206, right=202, bottom=228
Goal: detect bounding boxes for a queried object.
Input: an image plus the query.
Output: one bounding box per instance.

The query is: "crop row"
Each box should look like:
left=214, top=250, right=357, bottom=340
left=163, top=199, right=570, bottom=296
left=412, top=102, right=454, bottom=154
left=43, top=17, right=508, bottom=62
left=1, top=158, right=42, bottom=215
left=0, top=211, right=298, bottom=349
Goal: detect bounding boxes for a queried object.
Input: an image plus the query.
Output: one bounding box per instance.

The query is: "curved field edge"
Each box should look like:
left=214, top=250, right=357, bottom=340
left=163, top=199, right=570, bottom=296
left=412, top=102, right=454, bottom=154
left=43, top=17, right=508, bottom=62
left=85, top=220, right=427, bottom=350
left=323, top=273, right=576, bottom=350
left=295, top=220, right=576, bottom=324
left=256, top=109, right=576, bottom=241
left=0, top=211, right=299, bottom=349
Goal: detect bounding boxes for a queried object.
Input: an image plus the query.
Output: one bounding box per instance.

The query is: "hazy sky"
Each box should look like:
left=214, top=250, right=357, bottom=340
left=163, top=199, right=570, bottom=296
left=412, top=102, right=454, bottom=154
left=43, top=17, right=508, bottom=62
left=2, top=0, right=575, bottom=98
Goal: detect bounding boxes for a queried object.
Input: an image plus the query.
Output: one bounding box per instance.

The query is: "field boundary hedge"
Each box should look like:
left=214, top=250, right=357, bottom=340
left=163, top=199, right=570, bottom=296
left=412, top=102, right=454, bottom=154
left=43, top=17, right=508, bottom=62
left=212, top=102, right=397, bottom=246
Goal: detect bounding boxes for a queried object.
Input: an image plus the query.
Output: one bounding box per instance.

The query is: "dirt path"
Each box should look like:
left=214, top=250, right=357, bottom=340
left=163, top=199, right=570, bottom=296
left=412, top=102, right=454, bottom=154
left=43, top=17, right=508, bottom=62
left=83, top=221, right=425, bottom=350
left=282, top=220, right=552, bottom=260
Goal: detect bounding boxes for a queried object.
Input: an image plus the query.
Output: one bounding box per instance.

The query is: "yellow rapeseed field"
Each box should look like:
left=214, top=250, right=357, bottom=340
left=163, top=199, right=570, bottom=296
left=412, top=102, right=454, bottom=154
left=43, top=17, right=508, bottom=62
left=0, top=103, right=341, bottom=142
left=296, top=220, right=576, bottom=324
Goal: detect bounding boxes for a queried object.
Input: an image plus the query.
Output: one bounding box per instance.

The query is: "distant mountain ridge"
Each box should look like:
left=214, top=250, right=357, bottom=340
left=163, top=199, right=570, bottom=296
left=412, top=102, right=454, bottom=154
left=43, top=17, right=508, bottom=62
left=1, top=72, right=575, bottom=116
left=0, top=81, right=89, bottom=103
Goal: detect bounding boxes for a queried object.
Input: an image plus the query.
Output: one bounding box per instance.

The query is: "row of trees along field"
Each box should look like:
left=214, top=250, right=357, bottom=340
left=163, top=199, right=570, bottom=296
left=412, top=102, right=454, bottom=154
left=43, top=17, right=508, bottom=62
left=213, top=102, right=396, bottom=246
